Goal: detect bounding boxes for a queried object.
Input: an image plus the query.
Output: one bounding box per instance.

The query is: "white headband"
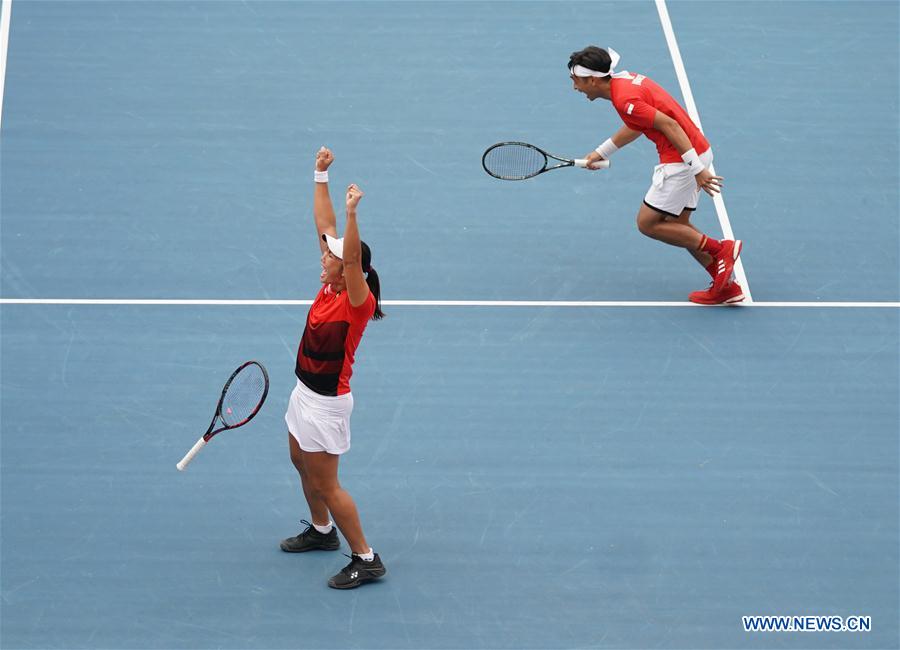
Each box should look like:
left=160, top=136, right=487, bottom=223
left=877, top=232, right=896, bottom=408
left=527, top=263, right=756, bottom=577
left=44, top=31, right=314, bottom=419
left=570, top=48, right=621, bottom=78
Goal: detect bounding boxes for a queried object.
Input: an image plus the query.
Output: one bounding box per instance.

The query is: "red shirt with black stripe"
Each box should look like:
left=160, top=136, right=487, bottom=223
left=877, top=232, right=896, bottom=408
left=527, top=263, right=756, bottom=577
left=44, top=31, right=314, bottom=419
left=295, top=285, right=375, bottom=396
left=609, top=73, right=709, bottom=164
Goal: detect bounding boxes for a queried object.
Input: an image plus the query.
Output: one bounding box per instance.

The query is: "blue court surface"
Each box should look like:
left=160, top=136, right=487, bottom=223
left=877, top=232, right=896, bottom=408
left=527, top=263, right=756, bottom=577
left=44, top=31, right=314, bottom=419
left=1, top=2, right=898, bottom=649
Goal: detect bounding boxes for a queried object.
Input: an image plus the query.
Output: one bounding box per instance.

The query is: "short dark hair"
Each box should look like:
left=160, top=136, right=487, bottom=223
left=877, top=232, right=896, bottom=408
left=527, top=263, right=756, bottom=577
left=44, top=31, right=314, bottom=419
left=568, top=46, right=612, bottom=75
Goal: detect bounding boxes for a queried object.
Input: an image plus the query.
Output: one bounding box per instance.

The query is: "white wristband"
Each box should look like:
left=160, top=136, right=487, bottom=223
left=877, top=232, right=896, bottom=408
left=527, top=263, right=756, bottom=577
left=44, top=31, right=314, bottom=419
left=314, top=170, right=329, bottom=183
left=594, top=138, right=619, bottom=160
left=680, top=148, right=705, bottom=176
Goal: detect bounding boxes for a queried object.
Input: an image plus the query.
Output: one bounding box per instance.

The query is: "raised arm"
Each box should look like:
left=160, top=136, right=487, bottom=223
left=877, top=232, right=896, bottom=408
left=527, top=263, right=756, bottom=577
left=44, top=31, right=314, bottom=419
left=584, top=125, right=642, bottom=167
left=313, top=147, right=339, bottom=254
left=342, top=184, right=370, bottom=308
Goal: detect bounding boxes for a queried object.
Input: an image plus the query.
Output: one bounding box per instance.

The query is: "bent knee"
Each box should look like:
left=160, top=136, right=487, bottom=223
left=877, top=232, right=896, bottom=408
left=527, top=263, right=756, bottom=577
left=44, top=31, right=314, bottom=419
left=636, top=217, right=658, bottom=236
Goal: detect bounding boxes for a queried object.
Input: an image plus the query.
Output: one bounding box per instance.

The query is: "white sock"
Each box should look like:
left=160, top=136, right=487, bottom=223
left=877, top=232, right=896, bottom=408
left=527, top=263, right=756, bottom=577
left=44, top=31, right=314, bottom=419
left=357, top=548, right=374, bottom=561
left=313, top=521, right=333, bottom=534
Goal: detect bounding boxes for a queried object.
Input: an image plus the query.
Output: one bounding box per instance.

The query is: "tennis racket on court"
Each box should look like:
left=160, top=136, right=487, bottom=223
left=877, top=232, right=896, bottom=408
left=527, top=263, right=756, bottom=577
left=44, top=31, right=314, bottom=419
left=481, top=141, right=610, bottom=181
left=176, top=361, right=269, bottom=471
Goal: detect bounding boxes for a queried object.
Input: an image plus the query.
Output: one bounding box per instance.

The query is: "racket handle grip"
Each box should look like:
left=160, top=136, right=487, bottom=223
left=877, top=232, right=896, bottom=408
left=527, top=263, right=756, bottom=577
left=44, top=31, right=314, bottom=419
left=176, top=437, right=207, bottom=471
left=575, top=159, right=610, bottom=170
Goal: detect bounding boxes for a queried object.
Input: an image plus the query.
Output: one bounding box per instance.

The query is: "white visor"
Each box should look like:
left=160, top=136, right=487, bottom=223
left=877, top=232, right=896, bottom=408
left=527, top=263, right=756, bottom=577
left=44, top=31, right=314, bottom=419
left=570, top=48, right=621, bottom=77
left=322, top=233, right=343, bottom=259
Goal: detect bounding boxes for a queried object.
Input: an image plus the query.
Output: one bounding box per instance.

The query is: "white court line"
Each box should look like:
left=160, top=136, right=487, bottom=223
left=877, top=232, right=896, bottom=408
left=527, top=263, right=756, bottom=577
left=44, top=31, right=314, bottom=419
left=655, top=0, right=752, bottom=302
left=0, top=299, right=897, bottom=308
left=0, top=0, right=12, bottom=130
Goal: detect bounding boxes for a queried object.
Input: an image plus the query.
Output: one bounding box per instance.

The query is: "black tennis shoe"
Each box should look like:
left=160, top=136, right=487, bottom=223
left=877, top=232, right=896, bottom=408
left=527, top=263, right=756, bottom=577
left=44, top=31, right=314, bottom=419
left=327, top=553, right=386, bottom=589
left=280, top=520, right=340, bottom=553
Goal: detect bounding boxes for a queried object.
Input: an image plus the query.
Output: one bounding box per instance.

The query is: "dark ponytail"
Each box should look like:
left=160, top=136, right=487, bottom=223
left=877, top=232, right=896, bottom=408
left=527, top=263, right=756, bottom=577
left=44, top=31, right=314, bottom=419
left=366, top=268, right=384, bottom=320
left=359, top=240, right=383, bottom=320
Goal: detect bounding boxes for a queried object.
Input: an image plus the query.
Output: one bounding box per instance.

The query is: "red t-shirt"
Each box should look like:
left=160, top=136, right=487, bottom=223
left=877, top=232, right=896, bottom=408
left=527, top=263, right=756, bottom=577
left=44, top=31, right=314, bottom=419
left=295, top=285, right=375, bottom=396
left=609, top=73, right=709, bottom=163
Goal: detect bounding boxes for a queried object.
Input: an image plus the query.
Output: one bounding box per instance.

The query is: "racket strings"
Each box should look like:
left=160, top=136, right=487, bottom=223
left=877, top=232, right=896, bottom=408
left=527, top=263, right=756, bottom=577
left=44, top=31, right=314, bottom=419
left=483, top=144, right=546, bottom=180
left=221, top=364, right=267, bottom=426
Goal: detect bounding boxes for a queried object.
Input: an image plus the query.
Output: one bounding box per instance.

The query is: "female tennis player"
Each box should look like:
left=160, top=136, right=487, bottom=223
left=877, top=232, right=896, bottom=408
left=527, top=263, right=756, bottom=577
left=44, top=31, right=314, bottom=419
left=568, top=45, right=744, bottom=305
left=280, top=146, right=386, bottom=590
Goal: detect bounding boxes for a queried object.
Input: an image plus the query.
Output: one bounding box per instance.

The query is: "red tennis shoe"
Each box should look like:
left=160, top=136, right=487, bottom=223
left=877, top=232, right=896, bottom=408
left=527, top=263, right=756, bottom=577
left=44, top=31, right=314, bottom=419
left=712, top=240, right=743, bottom=293
left=689, top=281, right=745, bottom=305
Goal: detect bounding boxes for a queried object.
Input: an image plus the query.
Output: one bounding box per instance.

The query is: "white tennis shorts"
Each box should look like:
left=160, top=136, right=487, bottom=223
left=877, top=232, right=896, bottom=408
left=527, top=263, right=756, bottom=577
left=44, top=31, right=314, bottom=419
left=285, top=379, right=353, bottom=455
left=643, top=149, right=714, bottom=217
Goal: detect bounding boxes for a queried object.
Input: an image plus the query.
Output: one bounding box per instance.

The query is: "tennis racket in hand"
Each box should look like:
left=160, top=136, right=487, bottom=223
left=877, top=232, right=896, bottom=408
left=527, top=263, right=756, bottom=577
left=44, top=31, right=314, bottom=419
left=481, top=141, right=609, bottom=181
left=176, top=361, right=270, bottom=471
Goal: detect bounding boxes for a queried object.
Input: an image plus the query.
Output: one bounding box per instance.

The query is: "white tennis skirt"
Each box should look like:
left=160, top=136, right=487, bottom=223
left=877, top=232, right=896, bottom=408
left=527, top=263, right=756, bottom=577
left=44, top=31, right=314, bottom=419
left=285, top=379, right=353, bottom=455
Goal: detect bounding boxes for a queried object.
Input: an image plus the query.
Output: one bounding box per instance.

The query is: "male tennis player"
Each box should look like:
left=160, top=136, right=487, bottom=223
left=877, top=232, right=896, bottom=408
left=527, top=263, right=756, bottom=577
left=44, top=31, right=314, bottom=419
left=569, top=45, right=743, bottom=304
left=280, top=146, right=386, bottom=589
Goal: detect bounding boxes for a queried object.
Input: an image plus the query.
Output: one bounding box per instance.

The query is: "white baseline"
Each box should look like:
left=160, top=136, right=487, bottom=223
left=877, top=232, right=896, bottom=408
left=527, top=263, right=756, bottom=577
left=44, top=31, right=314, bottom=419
left=0, top=299, right=897, bottom=309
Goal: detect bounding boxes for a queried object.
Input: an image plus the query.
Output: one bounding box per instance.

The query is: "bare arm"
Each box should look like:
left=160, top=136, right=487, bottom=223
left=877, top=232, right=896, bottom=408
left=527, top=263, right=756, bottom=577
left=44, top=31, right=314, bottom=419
left=313, top=147, right=338, bottom=254
left=584, top=125, right=642, bottom=167
left=652, top=112, right=723, bottom=196
left=610, top=125, right=643, bottom=149
left=652, top=112, right=694, bottom=154
left=342, top=184, right=370, bottom=308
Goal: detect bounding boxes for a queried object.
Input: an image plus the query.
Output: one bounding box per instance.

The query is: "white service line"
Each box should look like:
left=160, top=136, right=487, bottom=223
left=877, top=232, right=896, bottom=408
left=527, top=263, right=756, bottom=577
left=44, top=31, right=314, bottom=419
left=0, top=0, right=12, bottom=130
left=655, top=0, right=752, bottom=301
left=0, top=299, right=897, bottom=308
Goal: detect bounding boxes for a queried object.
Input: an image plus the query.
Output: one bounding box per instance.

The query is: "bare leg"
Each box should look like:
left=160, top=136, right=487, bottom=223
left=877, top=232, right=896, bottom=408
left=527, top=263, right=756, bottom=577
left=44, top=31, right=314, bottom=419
left=636, top=203, right=704, bottom=248
left=665, top=208, right=713, bottom=271
left=300, top=449, right=370, bottom=554
left=637, top=204, right=715, bottom=272
left=288, top=433, right=330, bottom=525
